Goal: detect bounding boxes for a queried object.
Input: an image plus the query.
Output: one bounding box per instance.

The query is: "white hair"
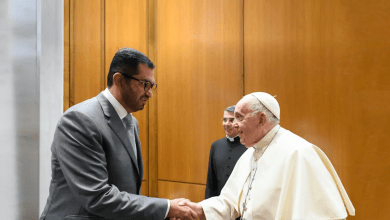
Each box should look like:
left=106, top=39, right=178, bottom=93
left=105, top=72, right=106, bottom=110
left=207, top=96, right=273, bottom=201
left=248, top=96, right=280, bottom=125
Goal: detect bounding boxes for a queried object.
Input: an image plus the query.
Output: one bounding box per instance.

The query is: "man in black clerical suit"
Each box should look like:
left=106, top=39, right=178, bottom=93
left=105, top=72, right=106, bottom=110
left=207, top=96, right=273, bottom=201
left=205, top=105, right=247, bottom=201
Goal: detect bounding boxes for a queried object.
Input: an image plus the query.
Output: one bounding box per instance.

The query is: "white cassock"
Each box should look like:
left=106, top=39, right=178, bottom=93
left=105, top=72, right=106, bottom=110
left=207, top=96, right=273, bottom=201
left=199, top=125, right=355, bottom=220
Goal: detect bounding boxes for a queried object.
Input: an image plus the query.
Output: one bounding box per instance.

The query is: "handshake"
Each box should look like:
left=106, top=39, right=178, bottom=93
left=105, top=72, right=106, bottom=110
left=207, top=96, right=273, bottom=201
left=167, top=198, right=206, bottom=220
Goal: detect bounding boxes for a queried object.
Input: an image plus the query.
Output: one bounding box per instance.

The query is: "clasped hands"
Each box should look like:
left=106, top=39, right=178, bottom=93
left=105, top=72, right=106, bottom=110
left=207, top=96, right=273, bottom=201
left=167, top=198, right=206, bottom=220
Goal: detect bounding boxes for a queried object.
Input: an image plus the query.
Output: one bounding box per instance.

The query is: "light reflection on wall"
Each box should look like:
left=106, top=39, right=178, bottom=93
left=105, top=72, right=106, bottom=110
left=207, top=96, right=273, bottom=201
left=0, top=0, right=39, bottom=219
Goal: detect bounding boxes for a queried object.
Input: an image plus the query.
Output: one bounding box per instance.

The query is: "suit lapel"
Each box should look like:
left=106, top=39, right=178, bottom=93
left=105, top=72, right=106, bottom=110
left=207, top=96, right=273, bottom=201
left=97, top=93, right=140, bottom=175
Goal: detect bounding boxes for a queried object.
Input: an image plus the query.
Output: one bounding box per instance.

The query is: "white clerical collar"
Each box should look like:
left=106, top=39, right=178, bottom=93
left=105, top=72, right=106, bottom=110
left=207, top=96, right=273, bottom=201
left=252, top=124, right=281, bottom=151
left=226, top=135, right=239, bottom=142
left=103, top=88, right=131, bottom=120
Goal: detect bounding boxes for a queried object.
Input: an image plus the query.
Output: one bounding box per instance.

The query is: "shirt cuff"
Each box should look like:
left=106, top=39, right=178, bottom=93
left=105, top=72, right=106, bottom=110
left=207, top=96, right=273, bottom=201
left=164, top=199, right=170, bottom=218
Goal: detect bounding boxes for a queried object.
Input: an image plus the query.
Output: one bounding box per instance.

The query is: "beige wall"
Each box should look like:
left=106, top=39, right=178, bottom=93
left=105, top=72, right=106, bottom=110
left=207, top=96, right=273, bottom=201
left=65, top=1, right=390, bottom=219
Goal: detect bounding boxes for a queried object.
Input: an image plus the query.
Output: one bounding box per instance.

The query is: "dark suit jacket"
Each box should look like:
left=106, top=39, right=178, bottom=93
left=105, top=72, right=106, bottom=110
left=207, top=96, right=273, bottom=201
left=40, top=93, right=167, bottom=220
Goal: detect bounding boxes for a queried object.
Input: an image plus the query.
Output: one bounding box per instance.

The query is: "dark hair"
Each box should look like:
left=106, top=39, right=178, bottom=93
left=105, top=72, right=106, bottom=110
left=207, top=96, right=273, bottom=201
left=107, top=48, right=154, bottom=87
left=224, top=105, right=236, bottom=113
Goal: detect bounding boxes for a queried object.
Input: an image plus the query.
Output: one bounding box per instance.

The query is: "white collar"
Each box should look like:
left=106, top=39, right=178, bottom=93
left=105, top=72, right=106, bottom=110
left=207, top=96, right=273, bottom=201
left=226, top=135, right=239, bottom=142
left=103, top=88, right=131, bottom=120
left=251, top=125, right=280, bottom=160
left=252, top=124, right=280, bottom=151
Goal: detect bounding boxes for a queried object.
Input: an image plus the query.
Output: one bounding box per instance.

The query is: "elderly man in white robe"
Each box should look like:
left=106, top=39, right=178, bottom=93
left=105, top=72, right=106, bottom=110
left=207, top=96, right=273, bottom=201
left=177, top=92, right=355, bottom=220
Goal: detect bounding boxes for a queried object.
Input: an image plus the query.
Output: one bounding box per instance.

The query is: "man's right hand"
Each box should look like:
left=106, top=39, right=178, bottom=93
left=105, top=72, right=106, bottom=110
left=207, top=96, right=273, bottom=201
left=167, top=198, right=198, bottom=220
left=178, top=199, right=206, bottom=220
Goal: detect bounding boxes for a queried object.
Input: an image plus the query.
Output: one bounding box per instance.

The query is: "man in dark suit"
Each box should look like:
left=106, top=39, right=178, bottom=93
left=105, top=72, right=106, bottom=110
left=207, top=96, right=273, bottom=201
left=205, top=105, right=247, bottom=201
left=40, top=48, right=197, bottom=220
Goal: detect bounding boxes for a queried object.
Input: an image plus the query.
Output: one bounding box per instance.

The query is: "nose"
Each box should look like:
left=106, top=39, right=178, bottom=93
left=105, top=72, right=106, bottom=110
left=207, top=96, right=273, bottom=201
left=146, top=88, right=153, bottom=97
left=233, top=121, right=239, bottom=129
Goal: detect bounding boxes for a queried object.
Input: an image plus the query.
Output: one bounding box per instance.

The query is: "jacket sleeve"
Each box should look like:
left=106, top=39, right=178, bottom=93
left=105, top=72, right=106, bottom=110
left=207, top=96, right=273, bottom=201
left=54, top=111, right=168, bottom=219
left=205, top=143, right=218, bottom=199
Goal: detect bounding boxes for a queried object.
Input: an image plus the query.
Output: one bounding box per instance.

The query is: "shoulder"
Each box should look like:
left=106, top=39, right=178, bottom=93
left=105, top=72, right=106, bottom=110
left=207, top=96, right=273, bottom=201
left=209, top=137, right=228, bottom=154
left=210, top=137, right=228, bottom=148
left=274, top=127, right=319, bottom=159
left=59, top=97, right=103, bottom=129
left=64, top=96, right=101, bottom=116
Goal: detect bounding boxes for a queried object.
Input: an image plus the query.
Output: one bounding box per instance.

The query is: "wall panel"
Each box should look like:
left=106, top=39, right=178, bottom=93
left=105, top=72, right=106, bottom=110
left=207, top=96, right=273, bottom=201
left=1, top=0, right=40, bottom=218
left=157, top=0, right=244, bottom=185
left=140, top=180, right=148, bottom=196
left=105, top=0, right=150, bottom=189
left=147, top=0, right=159, bottom=197
left=244, top=1, right=390, bottom=219
left=70, top=0, right=105, bottom=106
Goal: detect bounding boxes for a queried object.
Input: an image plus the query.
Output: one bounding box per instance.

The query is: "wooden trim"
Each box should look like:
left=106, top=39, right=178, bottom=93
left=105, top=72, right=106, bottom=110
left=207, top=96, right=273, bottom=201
left=242, top=0, right=245, bottom=96
left=64, top=0, right=70, bottom=111
left=101, top=0, right=106, bottom=90
left=158, top=180, right=206, bottom=202
left=69, top=0, right=75, bottom=107
left=148, top=0, right=158, bottom=198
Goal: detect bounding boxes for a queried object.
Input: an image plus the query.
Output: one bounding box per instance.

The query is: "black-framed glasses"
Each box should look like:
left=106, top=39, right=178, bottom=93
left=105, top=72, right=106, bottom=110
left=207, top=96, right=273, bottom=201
left=122, top=73, right=157, bottom=91
left=221, top=118, right=235, bottom=123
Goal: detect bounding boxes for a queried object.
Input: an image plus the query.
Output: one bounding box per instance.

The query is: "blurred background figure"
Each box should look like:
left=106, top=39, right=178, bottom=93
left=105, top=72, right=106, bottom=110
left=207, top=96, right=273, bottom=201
left=205, top=105, right=247, bottom=217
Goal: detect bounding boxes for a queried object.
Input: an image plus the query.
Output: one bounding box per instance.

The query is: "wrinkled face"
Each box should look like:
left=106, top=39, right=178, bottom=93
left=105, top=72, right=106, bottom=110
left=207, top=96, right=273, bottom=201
left=121, top=64, right=155, bottom=113
left=234, top=98, right=261, bottom=147
left=222, top=111, right=239, bottom=137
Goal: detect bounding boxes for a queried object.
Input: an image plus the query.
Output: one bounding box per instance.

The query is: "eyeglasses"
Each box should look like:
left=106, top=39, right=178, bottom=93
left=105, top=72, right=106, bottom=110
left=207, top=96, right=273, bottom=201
left=121, top=73, right=158, bottom=91
left=221, top=118, right=235, bottom=123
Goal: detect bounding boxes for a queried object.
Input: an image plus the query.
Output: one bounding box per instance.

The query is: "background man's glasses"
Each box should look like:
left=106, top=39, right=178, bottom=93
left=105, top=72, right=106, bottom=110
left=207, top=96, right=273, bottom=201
left=121, top=73, right=157, bottom=91
left=221, top=118, right=235, bottom=123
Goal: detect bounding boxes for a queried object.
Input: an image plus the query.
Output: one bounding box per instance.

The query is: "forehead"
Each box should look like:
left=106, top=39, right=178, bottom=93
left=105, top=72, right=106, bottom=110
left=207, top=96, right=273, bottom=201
left=223, top=111, right=234, bottom=118
left=136, top=64, right=155, bottom=83
left=235, top=98, right=251, bottom=115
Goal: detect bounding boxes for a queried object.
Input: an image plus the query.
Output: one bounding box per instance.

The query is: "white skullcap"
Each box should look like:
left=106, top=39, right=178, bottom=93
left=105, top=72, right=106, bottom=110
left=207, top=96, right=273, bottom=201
left=250, top=92, right=280, bottom=119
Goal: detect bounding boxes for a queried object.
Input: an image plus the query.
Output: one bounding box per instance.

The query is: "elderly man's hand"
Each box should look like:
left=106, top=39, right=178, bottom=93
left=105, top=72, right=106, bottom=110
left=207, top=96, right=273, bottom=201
left=175, top=199, right=206, bottom=220
left=167, top=198, right=198, bottom=220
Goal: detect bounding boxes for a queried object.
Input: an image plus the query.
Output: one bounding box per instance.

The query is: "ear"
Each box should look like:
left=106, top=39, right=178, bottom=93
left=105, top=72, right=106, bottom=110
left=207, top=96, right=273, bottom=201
left=112, top=72, right=125, bottom=87
left=258, top=112, right=267, bottom=126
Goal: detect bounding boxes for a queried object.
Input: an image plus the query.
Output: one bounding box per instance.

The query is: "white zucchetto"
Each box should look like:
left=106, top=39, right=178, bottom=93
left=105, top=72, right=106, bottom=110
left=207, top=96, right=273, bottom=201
left=251, top=92, right=280, bottom=119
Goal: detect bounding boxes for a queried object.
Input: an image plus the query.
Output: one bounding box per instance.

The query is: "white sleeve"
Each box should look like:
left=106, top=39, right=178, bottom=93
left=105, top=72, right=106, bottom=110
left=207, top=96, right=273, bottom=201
left=199, top=149, right=253, bottom=220
left=199, top=195, right=239, bottom=220
left=164, top=199, right=170, bottom=218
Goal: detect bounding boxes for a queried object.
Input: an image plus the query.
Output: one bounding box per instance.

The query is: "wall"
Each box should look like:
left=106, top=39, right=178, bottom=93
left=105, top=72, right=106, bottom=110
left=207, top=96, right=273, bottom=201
left=39, top=0, right=64, bottom=215
left=65, top=1, right=390, bottom=219
left=0, top=0, right=63, bottom=219
left=156, top=0, right=244, bottom=197
left=0, top=0, right=39, bottom=219
left=243, top=1, right=390, bottom=219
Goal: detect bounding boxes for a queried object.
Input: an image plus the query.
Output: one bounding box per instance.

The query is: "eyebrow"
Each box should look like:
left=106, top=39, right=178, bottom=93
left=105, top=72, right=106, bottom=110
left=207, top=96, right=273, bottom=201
left=142, top=78, right=156, bottom=84
left=137, top=78, right=153, bottom=86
